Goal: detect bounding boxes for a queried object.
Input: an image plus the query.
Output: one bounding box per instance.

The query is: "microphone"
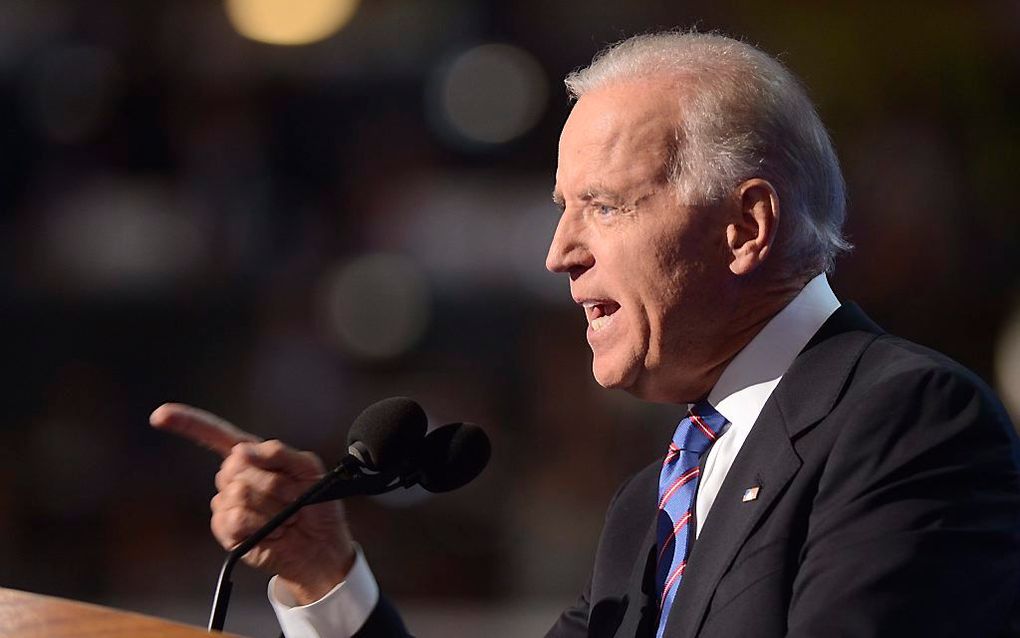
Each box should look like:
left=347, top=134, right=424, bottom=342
left=207, top=398, right=491, bottom=633
left=416, top=422, right=491, bottom=493
left=208, top=396, right=428, bottom=632
left=308, top=421, right=491, bottom=503
left=346, top=396, right=428, bottom=474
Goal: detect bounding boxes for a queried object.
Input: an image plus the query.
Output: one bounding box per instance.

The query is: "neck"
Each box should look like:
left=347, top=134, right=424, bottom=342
left=640, top=275, right=807, bottom=404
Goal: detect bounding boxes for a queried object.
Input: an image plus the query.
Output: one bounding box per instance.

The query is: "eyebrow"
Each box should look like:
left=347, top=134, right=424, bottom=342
left=581, top=185, right=617, bottom=202
left=551, top=184, right=621, bottom=207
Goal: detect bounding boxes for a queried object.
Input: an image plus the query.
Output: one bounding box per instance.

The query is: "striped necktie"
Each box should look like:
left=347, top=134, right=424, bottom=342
left=654, top=400, right=728, bottom=638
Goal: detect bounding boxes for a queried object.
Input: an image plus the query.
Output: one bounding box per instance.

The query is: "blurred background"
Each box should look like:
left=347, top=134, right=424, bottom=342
left=1, top=0, right=1019, bottom=636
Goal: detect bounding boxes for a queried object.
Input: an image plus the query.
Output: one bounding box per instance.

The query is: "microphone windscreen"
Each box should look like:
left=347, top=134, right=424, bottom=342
left=419, top=423, right=491, bottom=493
left=348, top=397, right=428, bottom=473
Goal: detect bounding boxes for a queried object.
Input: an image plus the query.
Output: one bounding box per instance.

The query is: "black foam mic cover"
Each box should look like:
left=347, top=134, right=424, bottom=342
left=347, top=397, right=428, bottom=474
left=418, top=423, right=491, bottom=493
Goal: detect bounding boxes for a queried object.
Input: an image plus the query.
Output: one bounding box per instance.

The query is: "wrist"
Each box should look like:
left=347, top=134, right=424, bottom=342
left=278, top=546, right=356, bottom=605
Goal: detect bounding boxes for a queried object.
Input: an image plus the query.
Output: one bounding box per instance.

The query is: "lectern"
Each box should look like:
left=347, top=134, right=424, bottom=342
left=0, top=588, right=248, bottom=637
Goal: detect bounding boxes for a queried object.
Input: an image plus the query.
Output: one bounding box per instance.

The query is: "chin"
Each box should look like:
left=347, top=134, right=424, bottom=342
left=590, top=357, right=637, bottom=391
left=593, top=358, right=685, bottom=404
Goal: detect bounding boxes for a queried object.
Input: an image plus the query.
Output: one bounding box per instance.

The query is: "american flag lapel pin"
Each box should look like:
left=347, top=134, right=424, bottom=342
left=742, top=486, right=760, bottom=502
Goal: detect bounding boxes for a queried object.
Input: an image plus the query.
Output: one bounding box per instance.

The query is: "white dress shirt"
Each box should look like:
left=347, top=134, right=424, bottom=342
left=269, top=274, right=841, bottom=638
left=269, top=545, right=378, bottom=638
left=698, top=273, right=839, bottom=535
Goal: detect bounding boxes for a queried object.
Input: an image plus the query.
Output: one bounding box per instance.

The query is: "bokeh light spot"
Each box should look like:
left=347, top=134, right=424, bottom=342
left=995, top=300, right=1020, bottom=427
left=432, top=43, right=548, bottom=146
left=318, top=253, right=431, bottom=361
left=38, top=178, right=206, bottom=295
left=224, top=0, right=359, bottom=46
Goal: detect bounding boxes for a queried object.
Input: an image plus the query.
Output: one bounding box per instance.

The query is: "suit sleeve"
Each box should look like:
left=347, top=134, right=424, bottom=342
left=544, top=472, right=645, bottom=638
left=787, top=363, right=1020, bottom=637
left=351, top=596, right=411, bottom=638
left=544, top=579, right=592, bottom=638
left=270, top=547, right=412, bottom=638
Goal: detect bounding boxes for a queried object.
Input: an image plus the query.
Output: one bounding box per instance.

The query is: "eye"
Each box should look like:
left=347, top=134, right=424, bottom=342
left=595, top=203, right=617, bottom=217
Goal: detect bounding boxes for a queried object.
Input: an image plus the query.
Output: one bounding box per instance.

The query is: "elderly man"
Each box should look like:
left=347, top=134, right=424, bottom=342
left=153, top=31, right=1020, bottom=637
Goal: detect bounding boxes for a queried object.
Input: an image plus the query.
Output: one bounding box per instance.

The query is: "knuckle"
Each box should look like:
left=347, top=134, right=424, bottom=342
left=225, top=480, right=252, bottom=502
left=210, top=515, right=233, bottom=546
left=224, top=507, right=252, bottom=533
left=264, top=473, right=287, bottom=495
left=219, top=454, right=244, bottom=478
left=214, top=469, right=229, bottom=492
left=262, top=439, right=287, bottom=458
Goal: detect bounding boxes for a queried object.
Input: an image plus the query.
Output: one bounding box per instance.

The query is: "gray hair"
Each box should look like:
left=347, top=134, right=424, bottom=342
left=565, top=30, right=851, bottom=276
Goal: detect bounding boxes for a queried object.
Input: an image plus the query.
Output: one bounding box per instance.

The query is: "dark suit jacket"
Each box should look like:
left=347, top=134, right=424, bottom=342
left=357, top=304, right=1020, bottom=637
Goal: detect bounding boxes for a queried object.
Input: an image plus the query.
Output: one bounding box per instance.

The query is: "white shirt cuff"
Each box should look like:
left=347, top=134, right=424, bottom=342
left=268, top=547, right=380, bottom=638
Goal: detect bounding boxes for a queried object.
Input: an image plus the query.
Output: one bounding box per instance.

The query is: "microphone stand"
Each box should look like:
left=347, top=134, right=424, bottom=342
left=208, top=462, right=397, bottom=632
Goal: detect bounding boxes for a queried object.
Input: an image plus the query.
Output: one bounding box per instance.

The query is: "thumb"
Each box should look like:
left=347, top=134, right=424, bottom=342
left=150, top=403, right=262, bottom=457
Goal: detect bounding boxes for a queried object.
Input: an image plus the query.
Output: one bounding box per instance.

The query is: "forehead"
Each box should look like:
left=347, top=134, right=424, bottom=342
left=556, top=79, right=680, bottom=197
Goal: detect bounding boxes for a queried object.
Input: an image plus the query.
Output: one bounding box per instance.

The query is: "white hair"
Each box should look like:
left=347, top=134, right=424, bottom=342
left=565, top=30, right=851, bottom=276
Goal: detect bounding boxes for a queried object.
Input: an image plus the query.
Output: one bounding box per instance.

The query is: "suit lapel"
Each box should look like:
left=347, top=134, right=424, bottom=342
left=664, top=403, right=800, bottom=638
left=662, top=303, right=884, bottom=637
left=611, top=470, right=662, bottom=638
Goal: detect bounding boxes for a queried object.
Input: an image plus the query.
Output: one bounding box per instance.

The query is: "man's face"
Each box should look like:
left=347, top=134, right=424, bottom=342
left=546, top=78, right=731, bottom=402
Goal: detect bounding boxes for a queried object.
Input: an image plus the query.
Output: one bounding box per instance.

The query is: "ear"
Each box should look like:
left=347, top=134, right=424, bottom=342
left=726, top=178, right=780, bottom=276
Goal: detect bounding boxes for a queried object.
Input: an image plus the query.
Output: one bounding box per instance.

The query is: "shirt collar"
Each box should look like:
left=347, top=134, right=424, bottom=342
left=707, top=273, right=841, bottom=434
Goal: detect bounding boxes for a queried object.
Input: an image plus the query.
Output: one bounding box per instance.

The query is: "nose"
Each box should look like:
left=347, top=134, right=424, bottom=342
left=545, top=210, right=594, bottom=276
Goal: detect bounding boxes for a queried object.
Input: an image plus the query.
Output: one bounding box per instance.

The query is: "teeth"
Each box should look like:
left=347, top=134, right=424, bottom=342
left=579, top=300, right=618, bottom=332
left=591, top=314, right=614, bottom=332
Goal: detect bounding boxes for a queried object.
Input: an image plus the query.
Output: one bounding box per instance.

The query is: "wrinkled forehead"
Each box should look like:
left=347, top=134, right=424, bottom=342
left=556, top=80, right=680, bottom=191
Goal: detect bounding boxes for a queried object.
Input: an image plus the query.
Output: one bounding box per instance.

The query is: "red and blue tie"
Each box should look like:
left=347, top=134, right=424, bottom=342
left=654, top=401, right=728, bottom=638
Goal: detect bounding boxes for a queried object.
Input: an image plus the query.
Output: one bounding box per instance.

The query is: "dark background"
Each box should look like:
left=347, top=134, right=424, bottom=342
left=2, top=1, right=1019, bottom=636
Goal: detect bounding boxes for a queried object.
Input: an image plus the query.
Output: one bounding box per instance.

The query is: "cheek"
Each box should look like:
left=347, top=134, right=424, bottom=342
left=639, top=246, right=706, bottom=338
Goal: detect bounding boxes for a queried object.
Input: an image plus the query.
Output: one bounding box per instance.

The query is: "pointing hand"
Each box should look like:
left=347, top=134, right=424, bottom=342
left=151, top=403, right=356, bottom=604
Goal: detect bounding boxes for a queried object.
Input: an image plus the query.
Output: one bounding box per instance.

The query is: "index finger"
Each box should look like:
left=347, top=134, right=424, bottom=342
left=150, top=403, right=262, bottom=457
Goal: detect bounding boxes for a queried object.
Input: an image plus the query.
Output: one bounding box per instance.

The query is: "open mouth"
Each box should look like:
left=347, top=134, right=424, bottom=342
left=582, top=301, right=621, bottom=333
